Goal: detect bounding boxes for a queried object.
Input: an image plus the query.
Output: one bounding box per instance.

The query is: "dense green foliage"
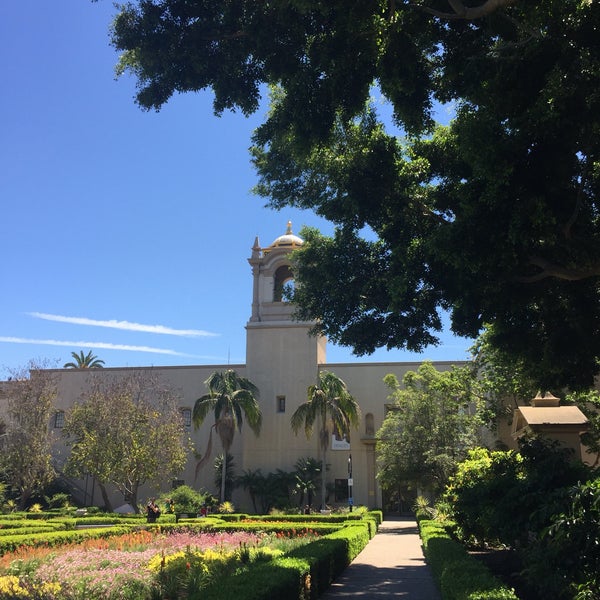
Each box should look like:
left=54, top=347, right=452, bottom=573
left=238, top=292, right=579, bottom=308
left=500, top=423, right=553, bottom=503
left=419, top=519, right=518, bottom=600
left=109, top=0, right=600, bottom=389
left=160, top=484, right=211, bottom=515
left=442, top=440, right=599, bottom=598
left=444, top=440, right=593, bottom=547
left=236, top=468, right=296, bottom=514
left=521, top=478, right=600, bottom=599
left=376, top=362, right=485, bottom=496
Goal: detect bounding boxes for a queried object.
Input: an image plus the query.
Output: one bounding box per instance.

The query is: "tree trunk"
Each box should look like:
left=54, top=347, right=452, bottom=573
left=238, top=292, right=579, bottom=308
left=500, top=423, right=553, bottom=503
left=17, top=488, right=31, bottom=511
left=130, top=484, right=139, bottom=513
left=320, top=450, right=327, bottom=510
left=320, top=418, right=328, bottom=510
left=220, top=451, right=227, bottom=503
left=99, top=482, right=113, bottom=512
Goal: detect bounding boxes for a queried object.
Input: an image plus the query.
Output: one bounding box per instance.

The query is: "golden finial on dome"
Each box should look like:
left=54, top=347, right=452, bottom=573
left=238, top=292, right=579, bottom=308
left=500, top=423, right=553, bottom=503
left=286, top=220, right=293, bottom=234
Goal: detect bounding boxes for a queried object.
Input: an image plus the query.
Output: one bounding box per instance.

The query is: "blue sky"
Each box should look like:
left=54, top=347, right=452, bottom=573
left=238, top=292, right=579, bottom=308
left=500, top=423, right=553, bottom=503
left=0, top=1, right=472, bottom=377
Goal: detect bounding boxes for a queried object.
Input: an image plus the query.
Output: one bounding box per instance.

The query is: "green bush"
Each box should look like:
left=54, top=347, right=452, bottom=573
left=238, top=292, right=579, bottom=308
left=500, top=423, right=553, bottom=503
left=200, top=516, right=375, bottom=600
left=420, top=519, right=518, bottom=600
left=520, top=478, right=600, bottom=599
left=443, top=441, right=593, bottom=547
left=44, top=492, right=71, bottom=509
left=159, top=485, right=209, bottom=515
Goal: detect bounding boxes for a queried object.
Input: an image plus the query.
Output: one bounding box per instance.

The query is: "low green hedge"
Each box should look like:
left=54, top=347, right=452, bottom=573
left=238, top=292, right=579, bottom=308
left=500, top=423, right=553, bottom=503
left=0, top=520, right=68, bottom=531
left=419, top=520, right=518, bottom=600
left=0, top=526, right=67, bottom=537
left=200, top=518, right=374, bottom=600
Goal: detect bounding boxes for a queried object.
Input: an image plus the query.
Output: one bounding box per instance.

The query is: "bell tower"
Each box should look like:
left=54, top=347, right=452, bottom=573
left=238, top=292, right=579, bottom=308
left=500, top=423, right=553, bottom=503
left=247, top=220, right=303, bottom=324
left=244, top=222, right=326, bottom=472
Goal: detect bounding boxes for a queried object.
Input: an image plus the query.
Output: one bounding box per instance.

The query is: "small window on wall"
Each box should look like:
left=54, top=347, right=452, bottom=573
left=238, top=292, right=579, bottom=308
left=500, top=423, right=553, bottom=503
left=53, top=411, right=65, bottom=429
left=276, top=396, right=286, bottom=413
left=180, top=408, right=192, bottom=428
left=365, top=413, right=375, bottom=437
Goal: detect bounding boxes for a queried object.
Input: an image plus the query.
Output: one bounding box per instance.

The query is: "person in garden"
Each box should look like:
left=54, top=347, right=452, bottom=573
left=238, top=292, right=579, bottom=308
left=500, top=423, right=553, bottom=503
left=146, top=498, right=161, bottom=522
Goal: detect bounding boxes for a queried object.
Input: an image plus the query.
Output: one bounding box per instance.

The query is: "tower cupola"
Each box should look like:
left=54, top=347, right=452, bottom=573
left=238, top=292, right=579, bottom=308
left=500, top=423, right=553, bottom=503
left=247, top=222, right=303, bottom=323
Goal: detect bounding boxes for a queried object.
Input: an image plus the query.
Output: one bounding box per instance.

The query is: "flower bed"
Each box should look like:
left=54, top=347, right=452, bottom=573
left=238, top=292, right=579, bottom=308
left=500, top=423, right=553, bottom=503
left=0, top=527, right=319, bottom=599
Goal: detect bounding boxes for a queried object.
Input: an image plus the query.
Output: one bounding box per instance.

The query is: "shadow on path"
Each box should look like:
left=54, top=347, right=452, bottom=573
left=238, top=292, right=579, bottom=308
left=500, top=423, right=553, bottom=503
left=319, top=518, right=441, bottom=600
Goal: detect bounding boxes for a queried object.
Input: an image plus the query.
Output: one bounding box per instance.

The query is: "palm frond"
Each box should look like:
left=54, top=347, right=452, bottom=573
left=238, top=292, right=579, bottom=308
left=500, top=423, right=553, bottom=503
left=192, top=395, right=216, bottom=428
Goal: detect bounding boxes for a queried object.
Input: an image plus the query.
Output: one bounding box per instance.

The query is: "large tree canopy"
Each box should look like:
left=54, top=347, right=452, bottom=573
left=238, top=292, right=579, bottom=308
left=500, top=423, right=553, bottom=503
left=110, top=1, right=600, bottom=389
left=376, top=362, right=485, bottom=496
left=0, top=363, right=57, bottom=510
left=63, top=371, right=191, bottom=512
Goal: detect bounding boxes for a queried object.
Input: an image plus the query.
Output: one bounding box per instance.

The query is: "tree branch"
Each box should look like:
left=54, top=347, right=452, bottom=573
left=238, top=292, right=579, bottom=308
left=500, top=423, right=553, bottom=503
left=517, top=256, right=600, bottom=283
left=563, top=163, right=590, bottom=240
left=414, top=0, right=517, bottom=20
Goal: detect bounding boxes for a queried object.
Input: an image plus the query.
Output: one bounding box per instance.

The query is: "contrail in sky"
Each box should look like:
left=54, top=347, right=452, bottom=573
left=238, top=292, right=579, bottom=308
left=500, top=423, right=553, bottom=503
left=27, top=312, right=218, bottom=337
left=0, top=337, right=202, bottom=357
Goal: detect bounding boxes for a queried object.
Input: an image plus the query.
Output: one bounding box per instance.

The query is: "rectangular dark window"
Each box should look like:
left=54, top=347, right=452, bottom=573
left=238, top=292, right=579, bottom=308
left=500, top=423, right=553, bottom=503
left=54, top=411, right=64, bottom=429
left=180, top=408, right=192, bottom=428
left=276, top=395, right=286, bottom=413
left=334, top=478, right=349, bottom=502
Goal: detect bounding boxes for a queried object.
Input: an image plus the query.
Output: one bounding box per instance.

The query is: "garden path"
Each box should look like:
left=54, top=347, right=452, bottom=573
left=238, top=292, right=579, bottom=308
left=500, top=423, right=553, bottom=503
left=319, top=517, right=440, bottom=599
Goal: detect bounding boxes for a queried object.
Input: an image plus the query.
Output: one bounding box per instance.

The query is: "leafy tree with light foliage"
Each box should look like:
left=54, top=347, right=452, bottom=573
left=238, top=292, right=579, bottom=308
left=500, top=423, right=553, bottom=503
left=377, top=361, right=485, bottom=498
left=0, top=361, right=57, bottom=510
left=108, top=1, right=600, bottom=389
left=63, top=371, right=191, bottom=512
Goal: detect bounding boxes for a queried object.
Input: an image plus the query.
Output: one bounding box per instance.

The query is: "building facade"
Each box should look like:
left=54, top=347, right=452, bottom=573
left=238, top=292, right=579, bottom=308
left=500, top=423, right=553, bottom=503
left=4, top=223, right=467, bottom=512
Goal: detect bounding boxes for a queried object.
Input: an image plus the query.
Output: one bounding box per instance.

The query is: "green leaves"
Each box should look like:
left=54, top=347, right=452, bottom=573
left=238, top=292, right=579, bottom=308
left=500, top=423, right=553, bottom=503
left=108, top=0, right=600, bottom=387
left=376, top=362, right=485, bottom=495
left=63, top=372, right=191, bottom=509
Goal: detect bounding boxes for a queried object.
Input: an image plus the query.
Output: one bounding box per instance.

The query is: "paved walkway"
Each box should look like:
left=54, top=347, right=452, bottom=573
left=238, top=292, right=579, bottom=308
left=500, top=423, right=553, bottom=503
left=319, top=518, right=441, bottom=599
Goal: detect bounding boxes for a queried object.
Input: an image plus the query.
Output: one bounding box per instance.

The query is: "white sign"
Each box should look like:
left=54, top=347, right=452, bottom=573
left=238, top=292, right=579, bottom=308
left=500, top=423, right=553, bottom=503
left=331, top=434, right=350, bottom=450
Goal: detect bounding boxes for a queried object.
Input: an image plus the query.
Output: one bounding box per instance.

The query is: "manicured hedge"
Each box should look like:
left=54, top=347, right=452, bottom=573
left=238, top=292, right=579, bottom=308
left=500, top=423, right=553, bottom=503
left=419, top=520, right=518, bottom=600
left=200, top=519, right=374, bottom=600
left=0, top=526, right=66, bottom=537
left=0, top=520, right=68, bottom=531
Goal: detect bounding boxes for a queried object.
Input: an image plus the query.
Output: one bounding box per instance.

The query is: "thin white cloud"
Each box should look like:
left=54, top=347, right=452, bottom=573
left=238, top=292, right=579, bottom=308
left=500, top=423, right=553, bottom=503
left=27, top=312, right=218, bottom=338
left=0, top=337, right=201, bottom=357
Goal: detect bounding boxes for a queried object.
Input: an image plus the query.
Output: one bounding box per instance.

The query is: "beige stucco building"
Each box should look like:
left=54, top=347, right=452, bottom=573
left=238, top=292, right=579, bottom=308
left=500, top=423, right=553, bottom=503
left=512, top=392, right=590, bottom=461
left=14, top=223, right=461, bottom=512
left=12, top=223, right=591, bottom=512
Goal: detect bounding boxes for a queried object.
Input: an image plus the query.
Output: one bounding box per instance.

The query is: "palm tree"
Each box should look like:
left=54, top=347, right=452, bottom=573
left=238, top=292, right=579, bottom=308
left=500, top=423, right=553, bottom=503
left=213, top=453, right=236, bottom=501
left=193, top=370, right=261, bottom=502
left=236, top=468, right=265, bottom=513
left=63, top=350, right=105, bottom=369
left=291, top=370, right=360, bottom=510
left=294, top=457, right=322, bottom=510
